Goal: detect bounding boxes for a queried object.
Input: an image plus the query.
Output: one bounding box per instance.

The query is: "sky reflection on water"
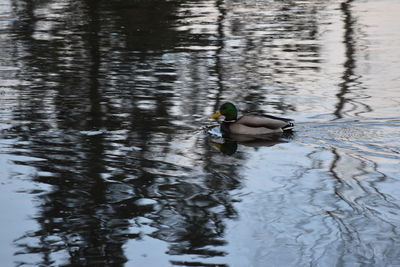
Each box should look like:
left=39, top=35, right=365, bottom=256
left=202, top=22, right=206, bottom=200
left=1, top=0, right=400, bottom=266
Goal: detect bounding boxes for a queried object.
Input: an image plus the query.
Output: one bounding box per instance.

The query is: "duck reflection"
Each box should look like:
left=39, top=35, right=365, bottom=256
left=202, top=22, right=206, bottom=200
left=210, top=130, right=293, bottom=155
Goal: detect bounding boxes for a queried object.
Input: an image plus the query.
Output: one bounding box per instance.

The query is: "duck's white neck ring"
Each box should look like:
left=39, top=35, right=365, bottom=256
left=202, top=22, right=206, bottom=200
left=223, top=120, right=236, bottom=123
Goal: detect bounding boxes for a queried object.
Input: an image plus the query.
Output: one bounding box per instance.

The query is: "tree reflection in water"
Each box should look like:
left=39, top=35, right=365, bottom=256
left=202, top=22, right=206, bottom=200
left=5, top=0, right=396, bottom=266
left=9, top=0, right=242, bottom=265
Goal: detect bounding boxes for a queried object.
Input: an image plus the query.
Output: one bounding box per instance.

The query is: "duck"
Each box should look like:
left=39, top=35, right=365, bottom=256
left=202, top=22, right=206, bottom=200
left=210, top=102, right=294, bottom=136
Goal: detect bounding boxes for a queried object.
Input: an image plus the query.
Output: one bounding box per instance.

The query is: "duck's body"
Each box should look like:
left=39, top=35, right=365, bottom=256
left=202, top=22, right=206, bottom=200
left=211, top=102, right=294, bottom=136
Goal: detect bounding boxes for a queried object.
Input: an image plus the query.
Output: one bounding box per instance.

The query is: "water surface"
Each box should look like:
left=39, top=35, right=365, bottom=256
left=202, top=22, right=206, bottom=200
left=1, top=0, right=400, bottom=266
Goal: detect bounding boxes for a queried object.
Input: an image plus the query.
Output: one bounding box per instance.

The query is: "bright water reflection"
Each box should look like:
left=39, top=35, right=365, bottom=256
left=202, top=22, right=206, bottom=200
left=1, top=0, right=400, bottom=266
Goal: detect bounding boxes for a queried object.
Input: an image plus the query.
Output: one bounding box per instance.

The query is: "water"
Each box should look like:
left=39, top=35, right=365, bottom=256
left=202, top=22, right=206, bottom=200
left=1, top=0, right=400, bottom=266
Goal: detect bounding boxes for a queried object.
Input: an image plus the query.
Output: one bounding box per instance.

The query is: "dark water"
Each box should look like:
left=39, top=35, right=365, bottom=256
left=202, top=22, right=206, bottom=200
left=1, top=0, right=400, bottom=266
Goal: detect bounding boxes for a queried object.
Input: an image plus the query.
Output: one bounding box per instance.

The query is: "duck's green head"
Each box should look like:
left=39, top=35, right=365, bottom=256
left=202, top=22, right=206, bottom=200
left=210, top=102, right=238, bottom=121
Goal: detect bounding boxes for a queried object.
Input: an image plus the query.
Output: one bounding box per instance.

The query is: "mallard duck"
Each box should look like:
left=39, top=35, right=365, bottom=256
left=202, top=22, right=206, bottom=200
left=210, top=102, right=294, bottom=135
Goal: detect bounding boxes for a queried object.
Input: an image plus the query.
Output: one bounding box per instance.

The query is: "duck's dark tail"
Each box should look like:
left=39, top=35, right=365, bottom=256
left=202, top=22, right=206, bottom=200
left=282, top=121, right=295, bottom=131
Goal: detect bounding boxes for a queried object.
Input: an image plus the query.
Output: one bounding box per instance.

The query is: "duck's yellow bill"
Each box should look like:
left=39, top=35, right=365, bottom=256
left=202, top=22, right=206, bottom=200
left=210, top=111, right=222, bottom=119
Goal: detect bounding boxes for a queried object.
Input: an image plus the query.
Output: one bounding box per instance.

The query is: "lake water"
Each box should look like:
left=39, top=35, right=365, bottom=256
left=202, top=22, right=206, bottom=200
left=1, top=0, right=400, bottom=266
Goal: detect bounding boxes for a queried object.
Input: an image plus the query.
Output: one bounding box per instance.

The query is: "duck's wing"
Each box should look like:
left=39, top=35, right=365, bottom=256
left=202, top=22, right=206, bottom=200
left=237, top=114, right=294, bottom=130
left=229, top=123, right=284, bottom=135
